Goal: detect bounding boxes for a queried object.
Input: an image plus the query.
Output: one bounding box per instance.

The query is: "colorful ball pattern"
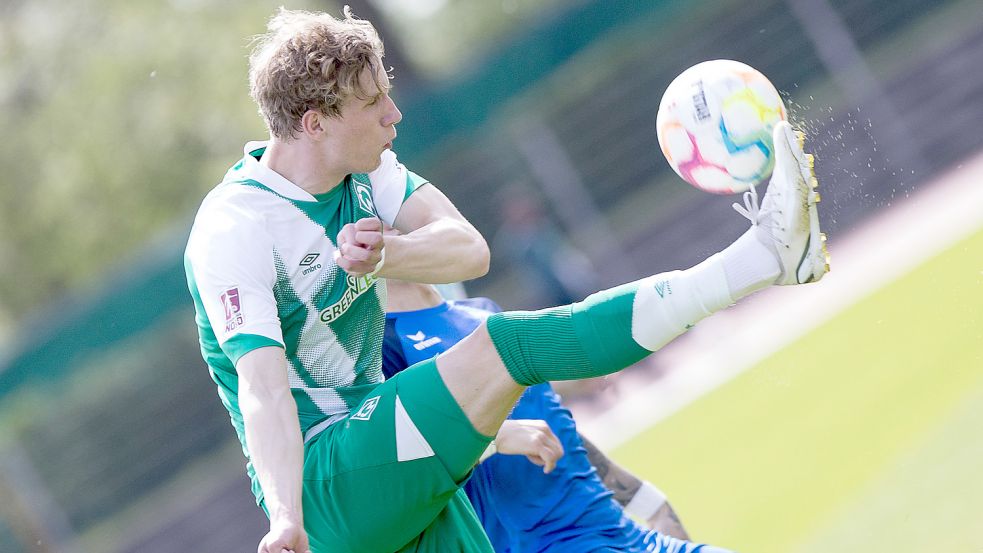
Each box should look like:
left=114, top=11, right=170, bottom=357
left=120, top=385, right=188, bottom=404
left=656, top=60, right=787, bottom=194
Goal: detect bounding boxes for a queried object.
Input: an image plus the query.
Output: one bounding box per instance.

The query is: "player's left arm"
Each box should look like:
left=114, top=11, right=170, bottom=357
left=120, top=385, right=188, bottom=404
left=581, top=434, right=691, bottom=540
left=336, top=184, right=489, bottom=282
left=388, top=184, right=489, bottom=282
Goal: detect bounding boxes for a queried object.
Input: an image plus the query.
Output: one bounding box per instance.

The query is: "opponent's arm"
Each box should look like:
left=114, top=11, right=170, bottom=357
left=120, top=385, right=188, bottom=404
left=646, top=502, right=689, bottom=542
left=581, top=434, right=690, bottom=540
left=238, top=346, right=310, bottom=553
left=335, top=184, right=489, bottom=283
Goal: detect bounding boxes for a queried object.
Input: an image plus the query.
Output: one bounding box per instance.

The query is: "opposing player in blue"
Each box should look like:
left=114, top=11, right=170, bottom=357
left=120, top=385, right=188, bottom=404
left=383, top=279, right=736, bottom=553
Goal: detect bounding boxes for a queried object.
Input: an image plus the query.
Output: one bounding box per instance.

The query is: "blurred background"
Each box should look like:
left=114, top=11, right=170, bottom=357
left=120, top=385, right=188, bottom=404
left=1, top=0, right=981, bottom=551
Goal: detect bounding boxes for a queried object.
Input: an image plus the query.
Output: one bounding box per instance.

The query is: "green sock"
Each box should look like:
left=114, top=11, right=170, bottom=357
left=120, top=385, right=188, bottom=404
left=486, top=257, right=737, bottom=386
left=486, top=281, right=650, bottom=386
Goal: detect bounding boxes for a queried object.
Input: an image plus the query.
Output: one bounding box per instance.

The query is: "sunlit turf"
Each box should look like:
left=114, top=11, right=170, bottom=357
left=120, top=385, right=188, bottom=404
left=613, top=227, right=983, bottom=553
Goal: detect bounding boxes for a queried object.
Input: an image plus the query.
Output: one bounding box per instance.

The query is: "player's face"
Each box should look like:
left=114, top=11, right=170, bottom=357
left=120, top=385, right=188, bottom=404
left=321, top=62, right=402, bottom=174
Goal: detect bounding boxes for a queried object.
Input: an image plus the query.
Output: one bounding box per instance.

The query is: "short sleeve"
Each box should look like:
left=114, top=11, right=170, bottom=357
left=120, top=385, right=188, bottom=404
left=368, top=149, right=430, bottom=225
left=186, top=194, right=285, bottom=361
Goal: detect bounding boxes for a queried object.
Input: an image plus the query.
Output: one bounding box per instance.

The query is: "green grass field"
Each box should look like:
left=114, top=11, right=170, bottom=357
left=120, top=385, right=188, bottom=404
left=613, top=226, right=983, bottom=552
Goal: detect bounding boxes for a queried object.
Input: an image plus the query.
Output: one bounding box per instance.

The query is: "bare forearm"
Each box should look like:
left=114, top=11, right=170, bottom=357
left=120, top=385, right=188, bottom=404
left=581, top=433, right=690, bottom=540
left=380, top=218, right=489, bottom=283
left=648, top=501, right=690, bottom=541
left=582, top=434, right=642, bottom=504
left=242, top=386, right=305, bottom=521
left=239, top=349, right=305, bottom=525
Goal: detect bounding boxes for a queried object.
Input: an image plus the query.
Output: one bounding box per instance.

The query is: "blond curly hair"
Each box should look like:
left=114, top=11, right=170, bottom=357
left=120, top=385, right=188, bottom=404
left=248, top=7, right=388, bottom=139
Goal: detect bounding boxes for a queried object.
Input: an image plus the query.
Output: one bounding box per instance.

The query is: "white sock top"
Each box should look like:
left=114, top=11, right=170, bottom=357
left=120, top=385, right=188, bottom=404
left=629, top=224, right=780, bottom=352
left=718, top=226, right=780, bottom=300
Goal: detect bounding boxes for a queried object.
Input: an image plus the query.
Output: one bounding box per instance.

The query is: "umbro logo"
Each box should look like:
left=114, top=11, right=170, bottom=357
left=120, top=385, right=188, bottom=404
left=300, top=253, right=322, bottom=276
left=300, top=253, right=320, bottom=266
left=406, top=330, right=442, bottom=351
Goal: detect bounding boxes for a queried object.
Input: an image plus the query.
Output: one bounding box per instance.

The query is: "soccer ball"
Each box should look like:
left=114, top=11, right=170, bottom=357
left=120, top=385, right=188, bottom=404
left=656, top=59, right=787, bottom=194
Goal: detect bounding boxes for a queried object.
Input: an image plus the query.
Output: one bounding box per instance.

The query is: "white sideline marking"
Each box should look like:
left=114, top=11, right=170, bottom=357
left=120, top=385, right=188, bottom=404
left=578, top=151, right=983, bottom=450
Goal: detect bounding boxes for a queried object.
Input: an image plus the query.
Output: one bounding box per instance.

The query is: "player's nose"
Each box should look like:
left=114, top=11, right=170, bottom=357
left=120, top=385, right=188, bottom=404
left=383, top=94, right=402, bottom=127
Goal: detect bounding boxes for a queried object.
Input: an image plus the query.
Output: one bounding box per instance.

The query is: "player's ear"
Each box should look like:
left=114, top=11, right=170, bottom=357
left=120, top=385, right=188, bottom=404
left=301, top=110, right=326, bottom=138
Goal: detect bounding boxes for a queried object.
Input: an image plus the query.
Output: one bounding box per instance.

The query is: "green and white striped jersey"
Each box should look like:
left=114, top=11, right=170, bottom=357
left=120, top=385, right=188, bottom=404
left=185, top=142, right=426, bottom=503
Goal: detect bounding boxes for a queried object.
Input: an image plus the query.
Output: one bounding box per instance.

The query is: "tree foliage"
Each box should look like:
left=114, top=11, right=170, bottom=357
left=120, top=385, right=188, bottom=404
left=0, top=0, right=321, bottom=325
left=0, top=0, right=566, bottom=331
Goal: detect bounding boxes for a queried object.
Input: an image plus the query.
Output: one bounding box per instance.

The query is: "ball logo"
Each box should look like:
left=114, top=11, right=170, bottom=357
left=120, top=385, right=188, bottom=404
left=221, top=287, right=244, bottom=332
left=691, top=80, right=711, bottom=122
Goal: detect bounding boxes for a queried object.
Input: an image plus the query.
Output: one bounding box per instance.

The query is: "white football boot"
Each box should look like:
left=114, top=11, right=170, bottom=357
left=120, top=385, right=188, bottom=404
left=735, top=121, right=830, bottom=284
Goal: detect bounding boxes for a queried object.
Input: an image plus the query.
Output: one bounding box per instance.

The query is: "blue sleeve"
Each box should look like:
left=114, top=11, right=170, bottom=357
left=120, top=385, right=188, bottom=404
left=382, top=317, right=409, bottom=380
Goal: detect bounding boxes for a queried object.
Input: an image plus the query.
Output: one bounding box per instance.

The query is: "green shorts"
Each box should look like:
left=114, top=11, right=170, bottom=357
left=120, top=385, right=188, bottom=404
left=301, top=358, right=495, bottom=553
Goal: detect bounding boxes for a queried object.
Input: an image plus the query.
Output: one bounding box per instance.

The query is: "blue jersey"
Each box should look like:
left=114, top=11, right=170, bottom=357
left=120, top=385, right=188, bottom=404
left=383, top=299, right=666, bottom=553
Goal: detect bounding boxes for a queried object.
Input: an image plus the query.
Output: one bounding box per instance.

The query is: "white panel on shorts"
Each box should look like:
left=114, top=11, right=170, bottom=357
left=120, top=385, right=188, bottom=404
left=394, top=395, right=435, bottom=462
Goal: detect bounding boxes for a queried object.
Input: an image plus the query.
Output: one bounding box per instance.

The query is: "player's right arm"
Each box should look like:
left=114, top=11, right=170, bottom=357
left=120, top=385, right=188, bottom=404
left=580, top=434, right=690, bottom=540
left=186, top=195, right=307, bottom=552
left=238, top=346, right=310, bottom=553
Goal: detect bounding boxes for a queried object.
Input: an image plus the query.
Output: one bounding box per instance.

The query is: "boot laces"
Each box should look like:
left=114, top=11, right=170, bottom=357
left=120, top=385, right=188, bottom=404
left=732, top=183, right=788, bottom=248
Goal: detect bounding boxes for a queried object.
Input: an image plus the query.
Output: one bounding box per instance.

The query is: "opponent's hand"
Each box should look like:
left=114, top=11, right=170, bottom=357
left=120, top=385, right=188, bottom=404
left=334, top=218, right=390, bottom=277
left=495, top=419, right=564, bottom=474
left=258, top=518, right=310, bottom=553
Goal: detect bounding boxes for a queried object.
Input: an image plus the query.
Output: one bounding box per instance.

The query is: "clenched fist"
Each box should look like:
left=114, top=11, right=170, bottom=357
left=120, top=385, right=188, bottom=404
left=334, top=217, right=393, bottom=277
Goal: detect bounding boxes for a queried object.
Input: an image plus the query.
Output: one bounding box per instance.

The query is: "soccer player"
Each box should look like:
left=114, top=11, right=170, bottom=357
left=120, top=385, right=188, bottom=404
left=382, top=278, right=734, bottom=552
left=183, top=7, right=828, bottom=553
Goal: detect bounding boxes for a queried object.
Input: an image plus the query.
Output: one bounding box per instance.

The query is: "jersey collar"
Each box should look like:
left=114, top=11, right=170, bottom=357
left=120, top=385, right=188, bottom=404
left=385, top=301, right=451, bottom=320
left=239, top=141, right=324, bottom=203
